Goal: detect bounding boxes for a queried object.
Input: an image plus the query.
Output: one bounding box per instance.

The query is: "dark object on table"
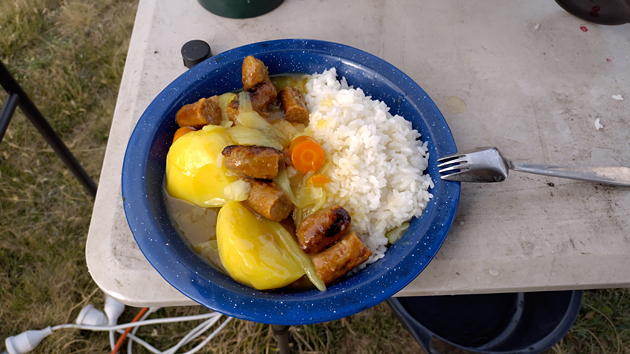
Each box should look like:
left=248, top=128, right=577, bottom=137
left=388, top=290, right=583, bottom=354
left=555, top=0, right=630, bottom=25
left=181, top=40, right=212, bottom=69
left=197, top=0, right=283, bottom=19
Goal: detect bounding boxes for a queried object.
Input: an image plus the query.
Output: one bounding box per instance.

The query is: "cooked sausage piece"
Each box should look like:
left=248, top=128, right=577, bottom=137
left=208, top=95, right=220, bottom=106
left=296, top=206, right=351, bottom=254
left=278, top=87, right=309, bottom=124
left=225, top=81, right=278, bottom=122
left=312, top=231, right=372, bottom=285
left=248, top=80, right=277, bottom=112
left=225, top=97, right=240, bottom=122
left=176, top=96, right=222, bottom=128
left=243, top=179, right=292, bottom=222
left=222, top=145, right=284, bottom=179
left=242, top=55, right=271, bottom=90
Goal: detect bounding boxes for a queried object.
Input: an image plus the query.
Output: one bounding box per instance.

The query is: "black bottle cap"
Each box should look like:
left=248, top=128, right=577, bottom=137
left=181, top=40, right=212, bottom=69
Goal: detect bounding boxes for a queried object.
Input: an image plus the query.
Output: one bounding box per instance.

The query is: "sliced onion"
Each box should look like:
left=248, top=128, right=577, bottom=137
left=236, top=111, right=289, bottom=147
left=292, top=186, right=327, bottom=227
left=218, top=92, right=237, bottom=122
left=200, top=124, right=226, bottom=133
left=274, top=225, right=326, bottom=291
left=271, top=119, right=304, bottom=143
left=193, top=240, right=218, bottom=253
left=222, top=179, right=251, bottom=202
left=274, top=163, right=301, bottom=207
left=296, top=187, right=325, bottom=208
left=227, top=126, right=283, bottom=150
left=216, top=152, right=224, bottom=168
left=238, top=91, right=253, bottom=112
left=386, top=222, right=410, bottom=244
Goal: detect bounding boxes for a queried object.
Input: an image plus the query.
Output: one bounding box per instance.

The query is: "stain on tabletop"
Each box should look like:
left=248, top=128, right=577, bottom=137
left=441, top=95, right=466, bottom=115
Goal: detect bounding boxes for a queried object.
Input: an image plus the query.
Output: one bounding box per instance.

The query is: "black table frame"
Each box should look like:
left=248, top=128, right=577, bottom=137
left=0, top=60, right=97, bottom=198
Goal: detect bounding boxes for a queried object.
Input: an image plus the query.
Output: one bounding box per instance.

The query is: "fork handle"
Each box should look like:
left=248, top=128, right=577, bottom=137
left=509, top=161, right=630, bottom=186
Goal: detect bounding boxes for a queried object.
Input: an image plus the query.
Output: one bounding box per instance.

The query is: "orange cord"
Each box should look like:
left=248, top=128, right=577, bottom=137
left=111, top=307, right=149, bottom=354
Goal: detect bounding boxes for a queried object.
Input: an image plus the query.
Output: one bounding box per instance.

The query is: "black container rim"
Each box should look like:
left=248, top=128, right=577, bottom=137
left=387, top=290, right=584, bottom=354
left=197, top=0, right=284, bottom=19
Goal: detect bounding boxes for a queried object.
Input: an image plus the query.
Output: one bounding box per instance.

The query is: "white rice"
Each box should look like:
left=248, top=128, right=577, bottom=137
left=304, top=68, right=434, bottom=264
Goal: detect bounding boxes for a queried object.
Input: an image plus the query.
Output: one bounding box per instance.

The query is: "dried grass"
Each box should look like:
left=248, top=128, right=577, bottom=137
left=0, top=0, right=136, bottom=352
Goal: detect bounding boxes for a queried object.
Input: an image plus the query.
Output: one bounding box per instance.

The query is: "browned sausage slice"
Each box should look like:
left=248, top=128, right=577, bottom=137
left=296, top=206, right=351, bottom=254
left=312, top=231, right=372, bottom=285
left=243, top=179, right=292, bottom=222
left=278, top=87, right=309, bottom=124
left=225, top=81, right=278, bottom=122
left=242, top=55, right=271, bottom=90
left=176, top=96, right=222, bottom=128
left=248, top=80, right=277, bottom=112
left=225, top=97, right=240, bottom=122
left=222, top=145, right=284, bottom=179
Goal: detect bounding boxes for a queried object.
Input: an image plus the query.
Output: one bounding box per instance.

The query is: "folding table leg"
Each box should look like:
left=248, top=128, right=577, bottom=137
left=271, top=324, right=291, bottom=354
left=0, top=60, right=97, bottom=197
left=0, top=92, right=19, bottom=143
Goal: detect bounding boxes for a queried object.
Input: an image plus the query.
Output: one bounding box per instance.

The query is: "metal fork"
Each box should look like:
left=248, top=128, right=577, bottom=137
left=437, top=146, right=630, bottom=186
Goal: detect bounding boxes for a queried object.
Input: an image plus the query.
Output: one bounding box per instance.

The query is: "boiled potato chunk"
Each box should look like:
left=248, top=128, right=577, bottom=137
left=216, top=201, right=305, bottom=290
left=166, top=125, right=236, bottom=208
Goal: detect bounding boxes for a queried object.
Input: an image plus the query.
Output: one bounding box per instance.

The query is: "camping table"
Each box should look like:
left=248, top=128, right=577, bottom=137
left=86, top=0, right=630, bottom=308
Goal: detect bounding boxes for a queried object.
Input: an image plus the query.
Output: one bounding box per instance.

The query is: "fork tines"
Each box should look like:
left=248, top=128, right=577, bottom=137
left=437, top=154, right=470, bottom=179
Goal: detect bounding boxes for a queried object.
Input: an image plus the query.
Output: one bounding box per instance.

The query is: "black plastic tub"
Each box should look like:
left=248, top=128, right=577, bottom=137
left=388, top=290, right=583, bottom=354
left=197, top=0, right=283, bottom=19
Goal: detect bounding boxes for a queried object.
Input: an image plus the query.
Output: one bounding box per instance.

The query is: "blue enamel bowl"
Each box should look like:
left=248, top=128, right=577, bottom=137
left=122, top=39, right=460, bottom=325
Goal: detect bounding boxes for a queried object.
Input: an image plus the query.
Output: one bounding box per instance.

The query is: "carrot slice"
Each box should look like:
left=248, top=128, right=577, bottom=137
left=306, top=174, right=330, bottom=188
left=290, top=136, right=325, bottom=174
left=289, top=135, right=311, bottom=151
left=173, top=126, right=195, bottom=143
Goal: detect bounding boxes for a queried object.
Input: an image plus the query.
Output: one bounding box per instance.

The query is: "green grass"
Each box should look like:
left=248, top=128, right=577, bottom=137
left=0, top=1, right=629, bottom=353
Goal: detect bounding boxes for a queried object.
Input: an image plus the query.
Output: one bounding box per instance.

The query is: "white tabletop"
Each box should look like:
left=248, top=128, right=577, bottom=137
left=87, top=0, right=630, bottom=307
